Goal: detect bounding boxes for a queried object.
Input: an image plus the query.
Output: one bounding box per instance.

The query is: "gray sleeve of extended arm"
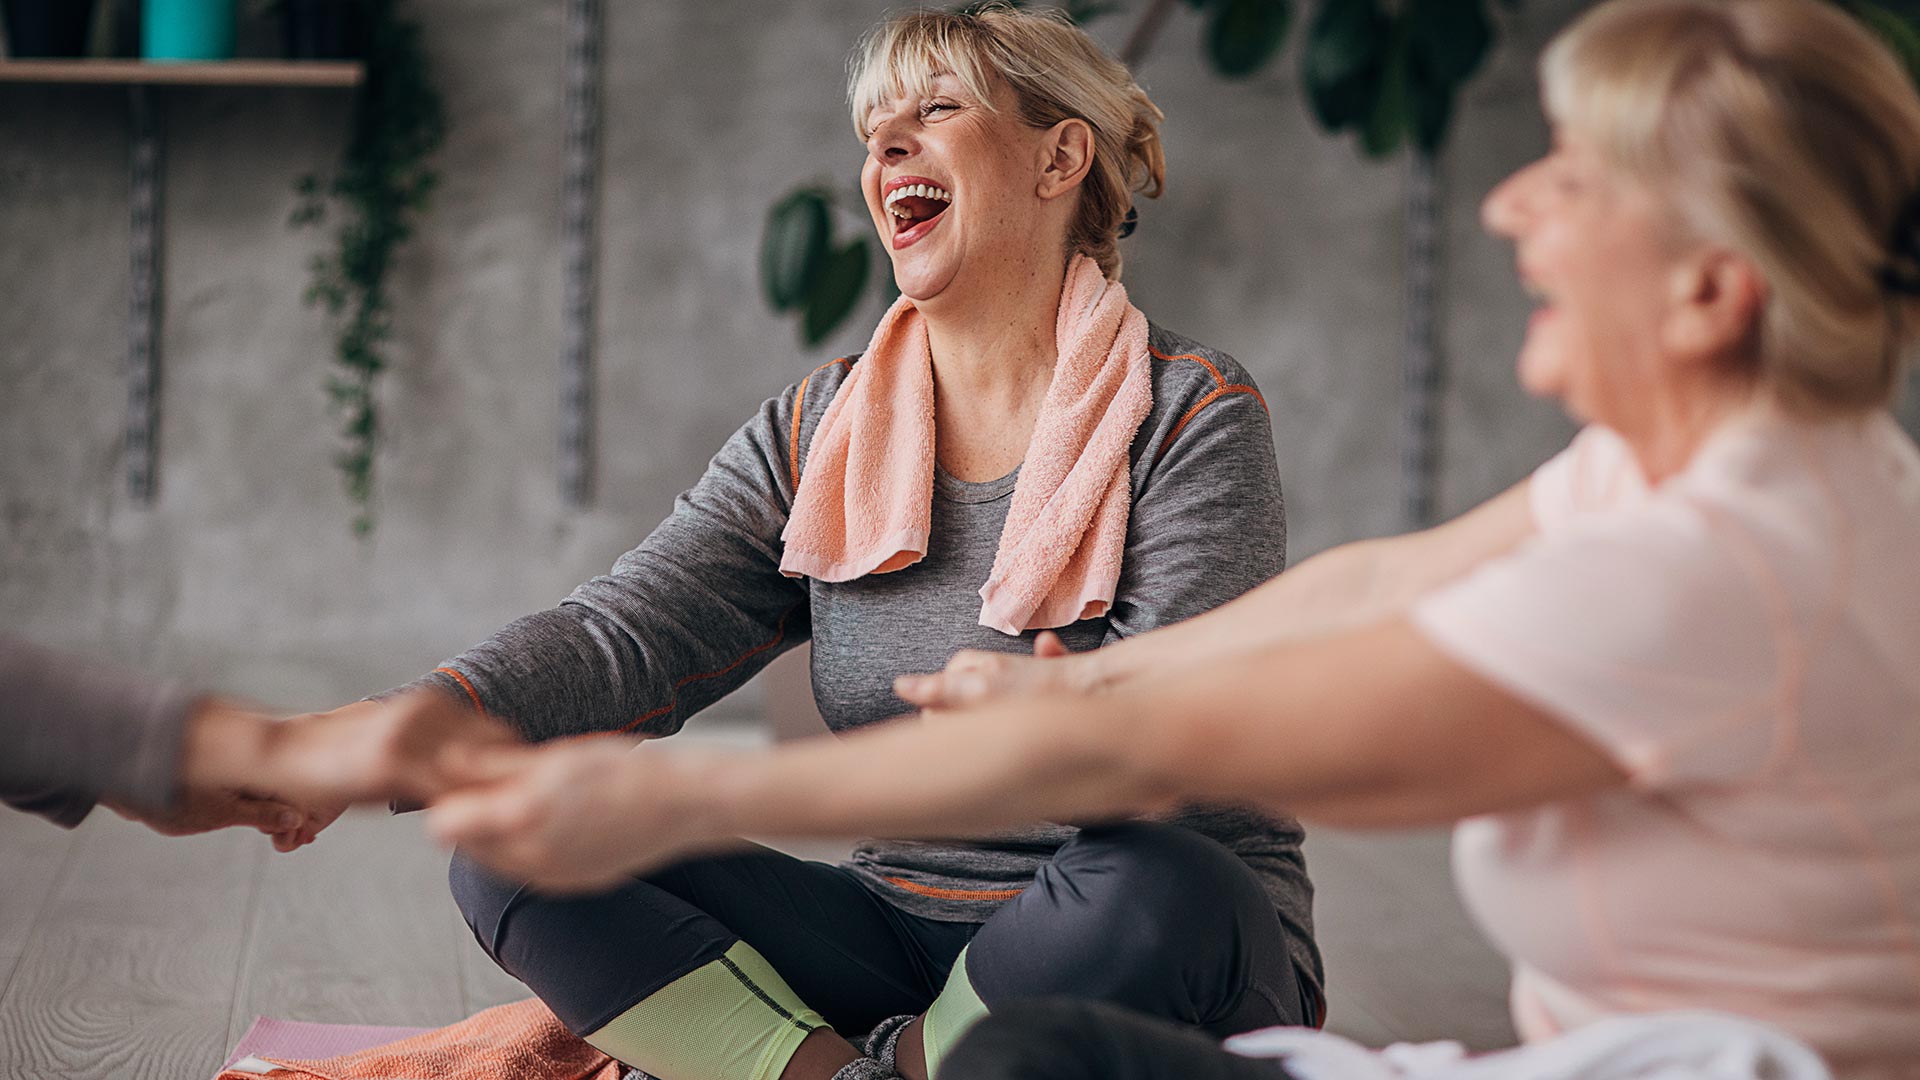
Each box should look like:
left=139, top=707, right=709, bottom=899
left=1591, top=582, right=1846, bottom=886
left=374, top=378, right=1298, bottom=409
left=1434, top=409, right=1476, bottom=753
left=0, top=636, right=196, bottom=828
left=413, top=390, right=811, bottom=743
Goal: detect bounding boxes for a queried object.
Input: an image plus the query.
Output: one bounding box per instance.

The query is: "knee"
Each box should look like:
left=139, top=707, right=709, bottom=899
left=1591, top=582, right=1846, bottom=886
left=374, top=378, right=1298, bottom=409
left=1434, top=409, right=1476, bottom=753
left=968, top=824, right=1281, bottom=1018
left=1051, top=823, right=1262, bottom=968
left=448, top=849, right=525, bottom=957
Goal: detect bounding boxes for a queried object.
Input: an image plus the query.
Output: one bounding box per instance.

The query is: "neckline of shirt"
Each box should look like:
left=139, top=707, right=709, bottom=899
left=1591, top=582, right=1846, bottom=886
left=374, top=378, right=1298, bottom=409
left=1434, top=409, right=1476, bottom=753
left=934, top=463, right=1021, bottom=504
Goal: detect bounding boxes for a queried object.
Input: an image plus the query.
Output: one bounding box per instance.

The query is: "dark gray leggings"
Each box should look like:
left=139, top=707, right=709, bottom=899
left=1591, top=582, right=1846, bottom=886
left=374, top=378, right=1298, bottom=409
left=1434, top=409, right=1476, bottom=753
left=943, top=999, right=1299, bottom=1080
left=450, top=821, right=1316, bottom=1041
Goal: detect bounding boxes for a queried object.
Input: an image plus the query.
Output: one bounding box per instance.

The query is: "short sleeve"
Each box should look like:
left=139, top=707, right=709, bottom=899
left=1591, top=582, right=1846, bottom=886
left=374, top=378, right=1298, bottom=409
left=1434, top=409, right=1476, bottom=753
left=1529, top=425, right=1645, bottom=534
left=1410, top=498, right=1786, bottom=789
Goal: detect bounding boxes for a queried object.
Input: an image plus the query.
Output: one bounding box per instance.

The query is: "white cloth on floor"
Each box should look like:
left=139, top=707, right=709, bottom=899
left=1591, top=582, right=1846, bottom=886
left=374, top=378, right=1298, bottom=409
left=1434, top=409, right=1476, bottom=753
left=1223, top=1012, right=1830, bottom=1080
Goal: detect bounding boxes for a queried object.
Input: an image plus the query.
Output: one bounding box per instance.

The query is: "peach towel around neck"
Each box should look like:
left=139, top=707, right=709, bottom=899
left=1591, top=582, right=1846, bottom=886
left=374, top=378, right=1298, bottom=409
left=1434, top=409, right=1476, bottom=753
left=215, top=998, right=621, bottom=1080
left=779, top=254, right=1152, bottom=635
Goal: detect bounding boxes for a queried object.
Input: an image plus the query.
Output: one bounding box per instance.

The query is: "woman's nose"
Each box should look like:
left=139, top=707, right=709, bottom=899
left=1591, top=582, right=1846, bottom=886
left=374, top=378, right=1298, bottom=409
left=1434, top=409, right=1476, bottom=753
left=1481, top=165, right=1532, bottom=239
left=866, top=116, right=916, bottom=165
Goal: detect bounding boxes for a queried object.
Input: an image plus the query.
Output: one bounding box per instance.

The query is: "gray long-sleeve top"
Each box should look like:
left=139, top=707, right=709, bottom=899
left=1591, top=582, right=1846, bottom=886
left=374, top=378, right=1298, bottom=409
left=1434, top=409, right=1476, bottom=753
left=415, top=324, right=1322, bottom=990
left=0, top=635, right=196, bottom=827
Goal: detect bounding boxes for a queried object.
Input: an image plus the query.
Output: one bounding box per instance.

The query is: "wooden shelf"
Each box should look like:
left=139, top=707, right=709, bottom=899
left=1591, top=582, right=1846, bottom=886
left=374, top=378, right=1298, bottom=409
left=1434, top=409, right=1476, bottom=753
left=0, top=59, right=363, bottom=87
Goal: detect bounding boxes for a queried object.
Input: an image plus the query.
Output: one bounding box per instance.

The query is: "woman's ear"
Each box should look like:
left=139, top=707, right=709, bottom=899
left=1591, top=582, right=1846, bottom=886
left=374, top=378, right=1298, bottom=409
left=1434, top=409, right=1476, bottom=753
left=1663, top=249, right=1768, bottom=365
left=1037, top=118, right=1095, bottom=201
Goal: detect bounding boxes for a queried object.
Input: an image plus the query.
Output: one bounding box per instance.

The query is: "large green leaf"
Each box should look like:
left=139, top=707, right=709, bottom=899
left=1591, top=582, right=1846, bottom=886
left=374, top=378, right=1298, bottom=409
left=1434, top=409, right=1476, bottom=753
left=1406, top=0, right=1492, bottom=88
left=802, top=240, right=872, bottom=346
left=1302, top=0, right=1390, bottom=131
left=761, top=188, right=831, bottom=313
left=1206, top=0, right=1293, bottom=79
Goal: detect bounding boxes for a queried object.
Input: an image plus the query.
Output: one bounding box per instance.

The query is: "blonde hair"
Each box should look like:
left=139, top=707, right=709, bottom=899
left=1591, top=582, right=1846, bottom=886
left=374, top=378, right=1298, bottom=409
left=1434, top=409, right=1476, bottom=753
left=848, top=4, right=1166, bottom=279
left=1542, top=0, right=1920, bottom=415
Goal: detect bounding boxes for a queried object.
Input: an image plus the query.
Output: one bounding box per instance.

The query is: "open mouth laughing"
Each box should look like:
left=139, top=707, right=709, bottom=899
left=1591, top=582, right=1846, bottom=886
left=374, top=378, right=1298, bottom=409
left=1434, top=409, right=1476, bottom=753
left=883, top=175, right=953, bottom=249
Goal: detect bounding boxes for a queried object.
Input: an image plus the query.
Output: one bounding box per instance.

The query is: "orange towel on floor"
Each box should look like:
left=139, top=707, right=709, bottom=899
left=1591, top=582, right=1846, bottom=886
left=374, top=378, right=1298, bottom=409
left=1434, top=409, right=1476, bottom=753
left=215, top=998, right=622, bottom=1080
left=779, top=253, right=1152, bottom=635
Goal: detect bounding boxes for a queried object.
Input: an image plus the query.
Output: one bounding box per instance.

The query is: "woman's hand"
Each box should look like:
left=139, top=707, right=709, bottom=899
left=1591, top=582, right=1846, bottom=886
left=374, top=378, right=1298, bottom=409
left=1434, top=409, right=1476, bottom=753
left=104, top=787, right=304, bottom=840
left=893, top=631, right=1100, bottom=710
left=179, top=692, right=531, bottom=850
left=426, top=737, right=723, bottom=892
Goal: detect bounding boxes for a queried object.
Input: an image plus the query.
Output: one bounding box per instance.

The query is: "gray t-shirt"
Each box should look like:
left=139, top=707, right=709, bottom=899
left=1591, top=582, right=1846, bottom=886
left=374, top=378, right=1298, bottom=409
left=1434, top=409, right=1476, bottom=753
left=418, top=324, right=1320, bottom=991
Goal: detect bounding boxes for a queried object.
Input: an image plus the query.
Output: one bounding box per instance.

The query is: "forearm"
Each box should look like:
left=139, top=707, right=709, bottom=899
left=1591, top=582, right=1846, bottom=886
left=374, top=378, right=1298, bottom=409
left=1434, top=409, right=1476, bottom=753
left=1087, top=483, right=1534, bottom=690
left=675, top=703, right=1178, bottom=845
left=1086, top=538, right=1392, bottom=686
left=1109, top=618, right=1625, bottom=828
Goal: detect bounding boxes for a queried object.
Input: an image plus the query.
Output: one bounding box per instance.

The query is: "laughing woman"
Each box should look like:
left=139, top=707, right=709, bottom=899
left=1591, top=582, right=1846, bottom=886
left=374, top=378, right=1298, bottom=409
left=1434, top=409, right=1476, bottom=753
left=303, top=7, right=1320, bottom=1080
left=433, top=0, right=1920, bottom=1076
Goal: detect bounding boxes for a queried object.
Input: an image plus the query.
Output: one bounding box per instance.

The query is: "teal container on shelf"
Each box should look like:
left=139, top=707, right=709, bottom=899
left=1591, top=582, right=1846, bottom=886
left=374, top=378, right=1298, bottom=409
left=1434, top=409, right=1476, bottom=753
left=141, top=0, right=236, bottom=60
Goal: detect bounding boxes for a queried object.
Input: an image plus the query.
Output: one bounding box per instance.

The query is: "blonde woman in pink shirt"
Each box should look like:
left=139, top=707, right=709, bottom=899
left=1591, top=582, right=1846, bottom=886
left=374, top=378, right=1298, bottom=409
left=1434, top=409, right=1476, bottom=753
left=429, top=0, right=1920, bottom=1074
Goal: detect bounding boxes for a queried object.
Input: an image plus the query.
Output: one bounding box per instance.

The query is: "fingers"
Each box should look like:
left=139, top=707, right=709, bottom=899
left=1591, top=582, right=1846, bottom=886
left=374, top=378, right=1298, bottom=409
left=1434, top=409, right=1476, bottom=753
left=1033, top=631, right=1071, bottom=658
left=895, top=649, right=1001, bottom=708
left=268, top=802, right=346, bottom=853
left=426, top=786, right=526, bottom=850
left=892, top=672, right=942, bottom=706
left=228, top=795, right=299, bottom=835
left=435, top=742, right=540, bottom=791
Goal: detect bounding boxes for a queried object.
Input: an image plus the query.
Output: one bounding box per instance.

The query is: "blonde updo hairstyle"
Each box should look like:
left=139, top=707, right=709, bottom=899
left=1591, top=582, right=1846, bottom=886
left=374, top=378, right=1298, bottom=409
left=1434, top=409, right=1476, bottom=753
left=1543, top=0, right=1920, bottom=415
left=848, top=3, right=1166, bottom=279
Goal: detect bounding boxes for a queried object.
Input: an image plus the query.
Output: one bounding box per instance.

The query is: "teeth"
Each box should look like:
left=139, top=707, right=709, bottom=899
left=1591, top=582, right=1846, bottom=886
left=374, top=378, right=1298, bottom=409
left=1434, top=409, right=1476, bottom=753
left=884, top=182, right=953, bottom=210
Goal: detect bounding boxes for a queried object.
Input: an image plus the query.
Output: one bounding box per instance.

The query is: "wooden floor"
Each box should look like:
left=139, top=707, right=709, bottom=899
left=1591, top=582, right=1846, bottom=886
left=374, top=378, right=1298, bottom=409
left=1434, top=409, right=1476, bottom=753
left=0, top=731, right=1512, bottom=1079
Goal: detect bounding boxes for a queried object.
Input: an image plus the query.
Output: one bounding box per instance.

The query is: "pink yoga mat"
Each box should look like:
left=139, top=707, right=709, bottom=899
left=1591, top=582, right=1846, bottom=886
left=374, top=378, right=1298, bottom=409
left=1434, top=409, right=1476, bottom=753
left=219, top=1018, right=432, bottom=1073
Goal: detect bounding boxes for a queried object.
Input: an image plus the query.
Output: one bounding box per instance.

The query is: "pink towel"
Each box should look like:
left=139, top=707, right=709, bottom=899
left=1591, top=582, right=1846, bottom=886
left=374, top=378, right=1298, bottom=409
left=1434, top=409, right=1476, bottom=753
left=213, top=998, right=620, bottom=1080
left=780, top=254, right=1152, bottom=635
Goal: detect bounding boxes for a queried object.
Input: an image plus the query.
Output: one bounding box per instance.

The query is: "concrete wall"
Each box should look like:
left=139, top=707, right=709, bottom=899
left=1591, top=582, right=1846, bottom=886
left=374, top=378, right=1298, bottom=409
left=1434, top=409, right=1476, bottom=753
left=4, top=0, right=1909, bottom=712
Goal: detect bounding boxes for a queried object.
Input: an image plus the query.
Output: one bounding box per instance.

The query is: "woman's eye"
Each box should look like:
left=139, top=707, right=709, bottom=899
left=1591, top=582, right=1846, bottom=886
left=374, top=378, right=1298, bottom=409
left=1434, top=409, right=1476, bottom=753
left=920, top=101, right=957, bottom=118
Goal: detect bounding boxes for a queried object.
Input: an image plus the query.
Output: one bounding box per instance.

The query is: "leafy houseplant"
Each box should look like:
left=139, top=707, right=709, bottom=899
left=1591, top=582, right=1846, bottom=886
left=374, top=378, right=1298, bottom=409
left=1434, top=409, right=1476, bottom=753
left=762, top=187, right=872, bottom=347
left=293, top=0, right=444, bottom=535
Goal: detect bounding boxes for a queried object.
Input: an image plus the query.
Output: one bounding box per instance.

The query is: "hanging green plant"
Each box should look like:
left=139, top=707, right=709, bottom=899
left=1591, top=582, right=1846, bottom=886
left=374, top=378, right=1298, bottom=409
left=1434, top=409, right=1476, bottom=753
left=292, top=0, right=446, bottom=536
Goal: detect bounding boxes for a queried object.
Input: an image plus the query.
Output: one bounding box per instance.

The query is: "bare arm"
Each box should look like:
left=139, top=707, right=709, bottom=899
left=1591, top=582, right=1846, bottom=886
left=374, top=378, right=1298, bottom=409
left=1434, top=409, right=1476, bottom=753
left=430, top=611, right=1624, bottom=892
left=897, top=481, right=1537, bottom=707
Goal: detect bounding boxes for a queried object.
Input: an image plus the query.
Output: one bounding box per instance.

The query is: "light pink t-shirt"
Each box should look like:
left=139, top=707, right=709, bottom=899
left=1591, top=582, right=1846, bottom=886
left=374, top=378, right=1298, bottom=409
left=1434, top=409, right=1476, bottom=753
left=1411, top=407, right=1920, bottom=1078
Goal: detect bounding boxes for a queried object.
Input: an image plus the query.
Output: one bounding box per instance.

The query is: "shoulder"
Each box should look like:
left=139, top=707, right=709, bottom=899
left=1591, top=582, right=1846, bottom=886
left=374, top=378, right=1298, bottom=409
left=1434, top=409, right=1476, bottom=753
left=776, top=353, right=860, bottom=489
left=1135, top=324, right=1272, bottom=468
left=1144, top=324, right=1267, bottom=414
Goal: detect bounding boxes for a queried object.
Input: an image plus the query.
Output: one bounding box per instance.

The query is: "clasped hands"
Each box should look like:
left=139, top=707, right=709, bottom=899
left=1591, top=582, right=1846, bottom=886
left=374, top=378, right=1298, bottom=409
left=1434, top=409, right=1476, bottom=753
left=149, top=632, right=1093, bottom=893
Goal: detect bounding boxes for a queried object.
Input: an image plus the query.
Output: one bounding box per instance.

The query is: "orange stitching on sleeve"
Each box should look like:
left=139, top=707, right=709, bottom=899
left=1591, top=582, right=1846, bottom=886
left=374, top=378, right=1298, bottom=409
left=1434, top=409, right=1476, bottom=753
left=1149, top=344, right=1226, bottom=386
left=435, top=667, right=486, bottom=714
left=1147, top=344, right=1269, bottom=466
left=619, top=607, right=799, bottom=733
left=788, top=357, right=854, bottom=491
left=1154, top=385, right=1266, bottom=464
left=789, top=377, right=812, bottom=490
left=882, top=876, right=1026, bottom=902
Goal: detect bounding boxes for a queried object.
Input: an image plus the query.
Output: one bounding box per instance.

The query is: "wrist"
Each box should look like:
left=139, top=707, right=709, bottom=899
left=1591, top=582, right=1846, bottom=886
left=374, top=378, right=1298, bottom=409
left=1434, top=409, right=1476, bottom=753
left=654, top=747, right=749, bottom=849
left=180, top=699, right=273, bottom=791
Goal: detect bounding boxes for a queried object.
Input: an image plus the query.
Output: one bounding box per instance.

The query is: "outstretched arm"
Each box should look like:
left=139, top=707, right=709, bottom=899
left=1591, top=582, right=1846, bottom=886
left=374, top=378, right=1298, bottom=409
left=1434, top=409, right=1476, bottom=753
left=430, top=611, right=1623, bottom=892
left=897, top=481, right=1536, bottom=709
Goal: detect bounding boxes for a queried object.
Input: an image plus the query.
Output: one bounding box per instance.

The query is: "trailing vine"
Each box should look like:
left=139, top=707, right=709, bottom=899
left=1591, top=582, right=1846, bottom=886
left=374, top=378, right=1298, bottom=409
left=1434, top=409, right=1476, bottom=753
left=293, top=0, right=446, bottom=536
